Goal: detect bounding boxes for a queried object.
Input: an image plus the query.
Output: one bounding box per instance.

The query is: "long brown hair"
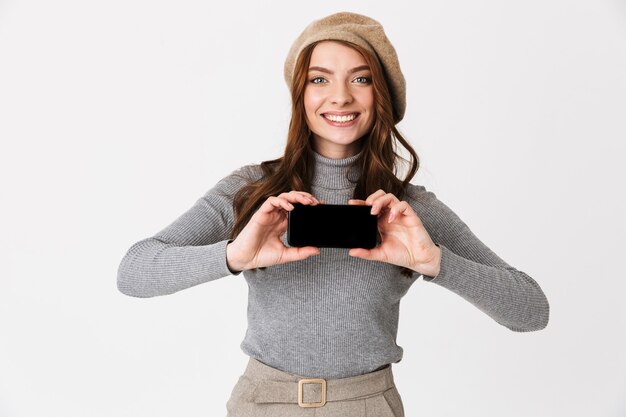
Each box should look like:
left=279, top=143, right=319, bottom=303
left=229, top=40, right=420, bottom=277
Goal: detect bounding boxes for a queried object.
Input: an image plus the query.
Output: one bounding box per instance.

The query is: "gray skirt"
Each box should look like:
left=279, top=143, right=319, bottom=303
left=226, top=357, right=404, bottom=417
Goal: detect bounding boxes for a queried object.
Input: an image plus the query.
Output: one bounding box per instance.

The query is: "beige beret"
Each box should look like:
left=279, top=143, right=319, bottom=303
left=284, top=12, right=406, bottom=123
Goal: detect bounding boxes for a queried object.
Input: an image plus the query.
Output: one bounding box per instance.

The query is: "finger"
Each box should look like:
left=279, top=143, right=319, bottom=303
left=348, top=199, right=367, bottom=205
left=261, top=196, right=294, bottom=213
left=279, top=192, right=320, bottom=205
left=365, top=189, right=387, bottom=205
left=370, top=193, right=400, bottom=216
left=294, top=191, right=318, bottom=199
left=290, top=191, right=321, bottom=204
left=387, top=201, right=414, bottom=223
left=276, top=193, right=313, bottom=206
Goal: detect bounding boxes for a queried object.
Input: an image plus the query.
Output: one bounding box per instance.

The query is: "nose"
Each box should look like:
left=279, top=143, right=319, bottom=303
left=330, top=82, right=353, bottom=106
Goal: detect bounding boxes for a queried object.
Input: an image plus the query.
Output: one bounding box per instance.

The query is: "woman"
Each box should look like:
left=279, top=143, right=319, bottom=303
left=117, top=12, right=550, bottom=417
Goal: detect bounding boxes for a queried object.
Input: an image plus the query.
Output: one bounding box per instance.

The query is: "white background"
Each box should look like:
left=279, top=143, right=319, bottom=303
left=1, top=0, right=625, bottom=416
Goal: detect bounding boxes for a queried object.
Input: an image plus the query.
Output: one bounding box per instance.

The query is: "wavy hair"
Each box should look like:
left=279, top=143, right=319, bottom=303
left=229, top=40, right=420, bottom=277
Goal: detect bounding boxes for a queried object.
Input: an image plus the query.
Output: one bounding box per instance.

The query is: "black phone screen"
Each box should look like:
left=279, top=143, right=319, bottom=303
left=287, top=203, right=379, bottom=249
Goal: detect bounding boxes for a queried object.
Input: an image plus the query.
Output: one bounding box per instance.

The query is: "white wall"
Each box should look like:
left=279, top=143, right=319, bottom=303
left=1, top=0, right=625, bottom=416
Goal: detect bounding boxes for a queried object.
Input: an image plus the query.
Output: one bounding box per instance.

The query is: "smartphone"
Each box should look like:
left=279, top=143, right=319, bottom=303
left=287, top=203, right=379, bottom=249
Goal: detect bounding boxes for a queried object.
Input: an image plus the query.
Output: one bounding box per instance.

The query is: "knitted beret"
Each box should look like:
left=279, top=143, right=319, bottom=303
left=284, top=12, right=406, bottom=123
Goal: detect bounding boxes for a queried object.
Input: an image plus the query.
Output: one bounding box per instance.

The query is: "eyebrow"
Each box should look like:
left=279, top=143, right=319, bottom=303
left=308, top=65, right=371, bottom=74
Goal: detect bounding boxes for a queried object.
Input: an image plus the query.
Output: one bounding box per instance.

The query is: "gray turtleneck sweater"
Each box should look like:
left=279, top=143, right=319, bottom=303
left=117, top=151, right=549, bottom=379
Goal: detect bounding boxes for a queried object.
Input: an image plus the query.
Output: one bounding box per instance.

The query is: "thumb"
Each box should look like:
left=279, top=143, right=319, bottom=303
left=348, top=247, right=384, bottom=262
left=279, top=246, right=321, bottom=264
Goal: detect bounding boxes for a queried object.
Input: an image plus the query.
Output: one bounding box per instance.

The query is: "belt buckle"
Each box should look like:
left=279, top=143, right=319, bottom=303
left=297, top=378, right=327, bottom=408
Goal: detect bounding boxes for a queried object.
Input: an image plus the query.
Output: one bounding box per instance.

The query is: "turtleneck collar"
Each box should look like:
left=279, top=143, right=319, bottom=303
left=311, top=150, right=362, bottom=190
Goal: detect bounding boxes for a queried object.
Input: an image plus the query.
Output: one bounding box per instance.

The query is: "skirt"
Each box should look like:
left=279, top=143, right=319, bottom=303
left=225, top=357, right=405, bottom=417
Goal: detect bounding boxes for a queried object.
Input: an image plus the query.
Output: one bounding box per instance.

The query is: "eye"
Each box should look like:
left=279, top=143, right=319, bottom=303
left=353, top=76, right=371, bottom=84
left=310, top=76, right=327, bottom=84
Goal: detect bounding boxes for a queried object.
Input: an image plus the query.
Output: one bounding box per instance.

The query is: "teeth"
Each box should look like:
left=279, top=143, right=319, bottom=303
left=324, top=113, right=357, bottom=122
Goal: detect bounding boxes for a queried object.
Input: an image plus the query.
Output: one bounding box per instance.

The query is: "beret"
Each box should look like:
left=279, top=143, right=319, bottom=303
left=284, top=12, right=406, bottom=123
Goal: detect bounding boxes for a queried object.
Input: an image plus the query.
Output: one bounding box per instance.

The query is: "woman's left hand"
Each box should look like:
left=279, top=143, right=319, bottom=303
left=348, top=190, right=442, bottom=277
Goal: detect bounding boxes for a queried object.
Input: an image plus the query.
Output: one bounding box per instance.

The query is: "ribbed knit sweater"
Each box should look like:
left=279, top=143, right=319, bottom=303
left=117, top=150, right=550, bottom=379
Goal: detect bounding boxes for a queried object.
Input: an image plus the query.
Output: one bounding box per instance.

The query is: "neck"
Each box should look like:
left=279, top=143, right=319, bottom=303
left=311, top=137, right=364, bottom=160
left=311, top=149, right=362, bottom=190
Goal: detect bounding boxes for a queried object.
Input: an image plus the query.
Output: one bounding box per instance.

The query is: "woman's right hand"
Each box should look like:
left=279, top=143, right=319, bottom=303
left=225, top=191, right=322, bottom=273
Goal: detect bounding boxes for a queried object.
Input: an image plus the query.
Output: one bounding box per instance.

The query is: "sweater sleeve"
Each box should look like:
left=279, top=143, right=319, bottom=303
left=116, top=165, right=259, bottom=298
left=406, top=185, right=550, bottom=332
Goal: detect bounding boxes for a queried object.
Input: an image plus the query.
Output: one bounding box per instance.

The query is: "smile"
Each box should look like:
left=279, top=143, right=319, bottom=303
left=322, top=113, right=360, bottom=126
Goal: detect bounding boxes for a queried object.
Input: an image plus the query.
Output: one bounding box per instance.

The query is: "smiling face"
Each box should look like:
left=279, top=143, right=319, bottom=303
left=303, top=41, right=375, bottom=159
